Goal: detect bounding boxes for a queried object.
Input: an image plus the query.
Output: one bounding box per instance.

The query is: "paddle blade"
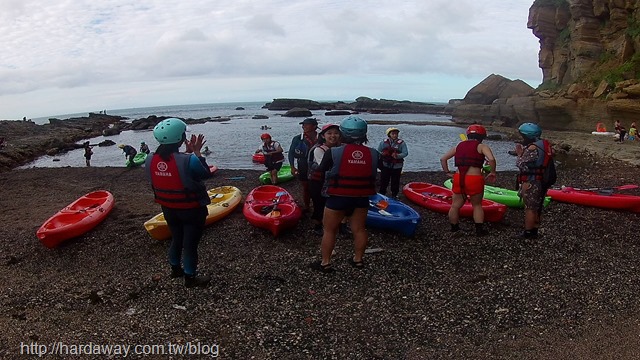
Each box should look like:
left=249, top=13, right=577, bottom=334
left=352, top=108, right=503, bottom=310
left=267, top=209, right=281, bottom=218
left=375, top=200, right=389, bottom=210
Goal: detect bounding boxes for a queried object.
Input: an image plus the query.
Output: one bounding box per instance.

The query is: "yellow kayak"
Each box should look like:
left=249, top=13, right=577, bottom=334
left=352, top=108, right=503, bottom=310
left=144, top=186, right=243, bottom=240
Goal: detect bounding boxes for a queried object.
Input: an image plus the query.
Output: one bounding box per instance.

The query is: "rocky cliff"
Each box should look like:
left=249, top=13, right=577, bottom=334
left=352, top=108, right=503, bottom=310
left=451, top=0, right=640, bottom=131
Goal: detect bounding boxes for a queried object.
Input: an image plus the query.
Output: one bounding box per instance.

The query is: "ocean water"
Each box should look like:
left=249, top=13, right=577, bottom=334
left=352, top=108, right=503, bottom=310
left=22, top=102, right=519, bottom=171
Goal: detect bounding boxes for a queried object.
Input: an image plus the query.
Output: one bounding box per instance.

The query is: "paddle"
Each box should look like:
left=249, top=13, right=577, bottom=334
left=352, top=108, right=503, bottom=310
left=267, top=191, right=287, bottom=218
left=225, top=176, right=246, bottom=180
left=421, top=192, right=452, bottom=201
left=559, top=184, right=638, bottom=192
left=369, top=200, right=395, bottom=217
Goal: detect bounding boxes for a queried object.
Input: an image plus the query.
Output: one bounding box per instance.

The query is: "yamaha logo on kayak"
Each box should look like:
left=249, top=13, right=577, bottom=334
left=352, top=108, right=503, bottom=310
left=348, top=150, right=366, bottom=164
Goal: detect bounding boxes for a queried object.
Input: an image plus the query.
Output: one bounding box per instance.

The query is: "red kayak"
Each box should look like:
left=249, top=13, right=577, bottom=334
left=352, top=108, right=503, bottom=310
left=403, top=182, right=507, bottom=222
left=547, top=187, right=640, bottom=212
left=243, top=185, right=302, bottom=236
left=252, top=153, right=265, bottom=163
left=36, top=190, right=115, bottom=248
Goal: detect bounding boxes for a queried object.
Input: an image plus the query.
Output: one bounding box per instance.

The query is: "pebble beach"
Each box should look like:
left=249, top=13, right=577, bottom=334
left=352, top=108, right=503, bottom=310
left=1, top=133, right=640, bottom=358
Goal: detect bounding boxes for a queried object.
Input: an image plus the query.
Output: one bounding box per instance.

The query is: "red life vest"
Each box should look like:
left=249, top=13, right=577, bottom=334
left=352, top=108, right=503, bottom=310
left=262, top=141, right=284, bottom=163
left=307, top=144, right=329, bottom=182
left=326, top=144, right=377, bottom=197
left=380, top=138, right=404, bottom=165
left=149, top=153, right=208, bottom=209
left=454, top=140, right=484, bottom=169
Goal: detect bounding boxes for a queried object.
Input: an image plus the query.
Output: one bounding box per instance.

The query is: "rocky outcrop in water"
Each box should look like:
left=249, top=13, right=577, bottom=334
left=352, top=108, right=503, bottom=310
left=265, top=97, right=448, bottom=115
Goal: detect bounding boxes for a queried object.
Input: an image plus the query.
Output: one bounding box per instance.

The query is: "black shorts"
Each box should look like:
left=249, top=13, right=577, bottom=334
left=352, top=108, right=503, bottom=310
left=325, top=196, right=369, bottom=216
left=265, top=160, right=283, bottom=172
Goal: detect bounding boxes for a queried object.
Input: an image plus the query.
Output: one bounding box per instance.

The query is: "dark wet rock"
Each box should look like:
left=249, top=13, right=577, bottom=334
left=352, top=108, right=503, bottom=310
left=283, top=107, right=313, bottom=117
left=325, top=110, right=352, bottom=116
left=252, top=115, right=269, bottom=119
left=235, top=107, right=245, bottom=110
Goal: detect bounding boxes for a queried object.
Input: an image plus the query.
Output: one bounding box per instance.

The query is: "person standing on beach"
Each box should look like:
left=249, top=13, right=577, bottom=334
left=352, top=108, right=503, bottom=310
left=256, top=133, right=284, bottom=184
left=311, top=116, right=379, bottom=273
left=377, top=127, right=408, bottom=198
left=629, top=122, right=638, bottom=141
left=440, top=125, right=497, bottom=237
left=307, top=123, right=341, bottom=235
left=288, top=118, right=319, bottom=211
left=83, top=141, right=93, bottom=167
left=615, top=120, right=626, bottom=142
left=515, top=123, right=555, bottom=240
left=118, top=144, right=137, bottom=165
left=145, top=118, right=214, bottom=288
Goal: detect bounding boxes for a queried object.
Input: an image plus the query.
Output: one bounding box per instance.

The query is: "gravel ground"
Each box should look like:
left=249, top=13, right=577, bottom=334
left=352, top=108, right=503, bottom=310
left=1, top=147, right=640, bottom=359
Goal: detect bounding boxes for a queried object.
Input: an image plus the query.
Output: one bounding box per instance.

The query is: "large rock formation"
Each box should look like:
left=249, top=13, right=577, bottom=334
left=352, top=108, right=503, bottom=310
left=450, top=0, right=640, bottom=131
left=265, top=97, right=448, bottom=114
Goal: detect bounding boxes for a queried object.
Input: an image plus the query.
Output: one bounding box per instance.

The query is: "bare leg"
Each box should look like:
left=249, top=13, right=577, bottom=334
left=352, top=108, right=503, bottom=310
left=469, top=193, right=485, bottom=224
left=448, top=193, right=466, bottom=225
left=321, top=207, right=344, bottom=265
left=349, top=208, right=368, bottom=262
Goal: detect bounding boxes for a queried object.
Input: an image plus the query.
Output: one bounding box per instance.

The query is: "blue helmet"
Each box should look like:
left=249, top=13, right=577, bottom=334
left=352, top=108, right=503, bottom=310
left=518, top=122, right=542, bottom=139
left=153, top=118, right=187, bottom=145
left=339, top=115, right=368, bottom=140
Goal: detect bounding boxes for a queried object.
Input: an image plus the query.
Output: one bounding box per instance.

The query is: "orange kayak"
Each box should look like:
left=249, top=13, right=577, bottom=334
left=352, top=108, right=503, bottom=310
left=403, top=182, right=507, bottom=222
left=36, top=190, right=115, bottom=248
left=243, top=185, right=302, bottom=236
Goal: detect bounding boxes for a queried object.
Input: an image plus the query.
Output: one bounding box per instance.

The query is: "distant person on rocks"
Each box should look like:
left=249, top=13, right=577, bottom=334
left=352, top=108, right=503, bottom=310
left=515, top=123, right=555, bottom=240
left=83, top=141, right=93, bottom=167
left=311, top=116, right=379, bottom=273
left=202, top=146, right=212, bottom=155
left=628, top=122, right=637, bottom=141
left=118, top=144, right=137, bottom=165
left=289, top=118, right=319, bottom=212
left=440, top=125, right=496, bottom=237
left=145, top=118, right=214, bottom=288
left=377, top=127, right=408, bottom=198
left=615, top=120, right=626, bottom=142
left=307, top=123, right=341, bottom=235
left=139, top=141, right=150, bottom=154
left=256, top=133, right=284, bottom=184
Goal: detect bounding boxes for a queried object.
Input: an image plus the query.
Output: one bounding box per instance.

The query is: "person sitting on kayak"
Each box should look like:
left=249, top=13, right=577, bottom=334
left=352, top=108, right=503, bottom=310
left=118, top=144, right=137, bottom=165
left=515, top=122, right=554, bottom=239
left=139, top=141, right=150, bottom=154
left=440, top=124, right=497, bottom=237
left=255, top=133, right=284, bottom=184
left=145, top=118, right=214, bottom=288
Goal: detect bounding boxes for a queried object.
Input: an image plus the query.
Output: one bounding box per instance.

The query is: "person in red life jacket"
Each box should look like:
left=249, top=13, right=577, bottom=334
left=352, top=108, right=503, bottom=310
left=288, top=118, right=319, bottom=212
left=440, top=124, right=497, bottom=237
left=118, top=144, right=137, bottom=165
left=515, top=122, right=554, bottom=239
left=145, top=118, right=214, bottom=288
left=255, top=133, right=285, bottom=184
left=307, top=123, right=341, bottom=235
left=377, top=127, right=408, bottom=198
left=310, top=116, right=380, bottom=273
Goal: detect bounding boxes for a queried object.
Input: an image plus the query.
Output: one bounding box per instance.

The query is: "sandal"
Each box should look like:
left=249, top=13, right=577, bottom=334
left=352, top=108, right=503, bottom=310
left=348, top=258, right=365, bottom=269
left=310, top=260, right=335, bottom=273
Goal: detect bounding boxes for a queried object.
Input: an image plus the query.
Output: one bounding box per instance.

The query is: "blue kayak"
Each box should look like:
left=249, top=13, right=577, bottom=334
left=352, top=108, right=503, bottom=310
left=366, top=193, right=421, bottom=237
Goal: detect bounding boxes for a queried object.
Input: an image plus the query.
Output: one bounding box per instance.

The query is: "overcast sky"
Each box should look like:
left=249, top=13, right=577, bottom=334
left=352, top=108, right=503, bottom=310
left=1, top=0, right=541, bottom=119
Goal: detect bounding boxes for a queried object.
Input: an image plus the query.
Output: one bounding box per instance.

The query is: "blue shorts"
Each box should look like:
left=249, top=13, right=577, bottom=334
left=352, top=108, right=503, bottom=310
left=325, top=196, right=369, bottom=216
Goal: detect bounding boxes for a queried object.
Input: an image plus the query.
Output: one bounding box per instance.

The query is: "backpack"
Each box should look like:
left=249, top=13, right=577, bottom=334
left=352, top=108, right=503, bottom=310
left=539, top=140, right=557, bottom=189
